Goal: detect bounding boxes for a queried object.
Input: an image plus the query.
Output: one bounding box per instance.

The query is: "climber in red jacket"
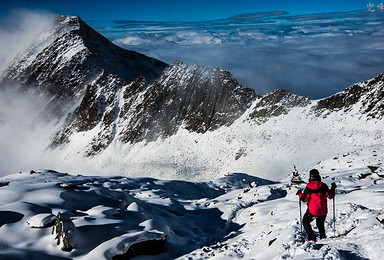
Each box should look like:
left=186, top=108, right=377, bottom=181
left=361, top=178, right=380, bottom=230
left=296, top=169, right=336, bottom=242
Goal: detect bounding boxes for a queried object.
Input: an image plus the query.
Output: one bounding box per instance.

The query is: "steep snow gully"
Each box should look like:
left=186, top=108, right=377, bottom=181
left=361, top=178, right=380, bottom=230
left=1, top=145, right=383, bottom=259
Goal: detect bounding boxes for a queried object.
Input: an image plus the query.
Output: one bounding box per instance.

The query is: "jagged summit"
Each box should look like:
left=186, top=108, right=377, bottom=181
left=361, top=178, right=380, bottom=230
left=119, top=61, right=256, bottom=139
left=1, top=15, right=167, bottom=98
left=0, top=15, right=258, bottom=155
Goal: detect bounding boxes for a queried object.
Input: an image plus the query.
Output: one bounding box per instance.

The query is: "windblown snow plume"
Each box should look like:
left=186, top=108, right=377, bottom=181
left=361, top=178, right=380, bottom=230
left=0, top=11, right=58, bottom=175
left=0, top=87, right=58, bottom=176
left=0, top=10, right=55, bottom=75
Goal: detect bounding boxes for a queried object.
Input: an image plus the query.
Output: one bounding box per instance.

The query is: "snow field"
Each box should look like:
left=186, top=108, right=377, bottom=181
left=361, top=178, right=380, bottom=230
left=0, top=145, right=383, bottom=259
left=180, top=145, right=384, bottom=259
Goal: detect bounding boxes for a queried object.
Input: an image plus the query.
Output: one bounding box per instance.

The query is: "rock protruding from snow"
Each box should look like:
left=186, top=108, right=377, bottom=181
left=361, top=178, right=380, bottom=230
left=118, top=61, right=257, bottom=144
left=52, top=212, right=76, bottom=252
left=106, top=231, right=167, bottom=260
left=248, top=89, right=310, bottom=123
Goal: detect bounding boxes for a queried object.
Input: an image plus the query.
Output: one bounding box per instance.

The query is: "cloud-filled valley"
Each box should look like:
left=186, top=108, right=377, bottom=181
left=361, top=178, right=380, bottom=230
left=92, top=11, right=384, bottom=98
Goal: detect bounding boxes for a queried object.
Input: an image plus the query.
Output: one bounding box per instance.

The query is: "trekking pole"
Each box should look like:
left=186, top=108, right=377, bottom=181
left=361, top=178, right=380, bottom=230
left=333, top=196, right=336, bottom=237
left=299, top=197, right=303, bottom=233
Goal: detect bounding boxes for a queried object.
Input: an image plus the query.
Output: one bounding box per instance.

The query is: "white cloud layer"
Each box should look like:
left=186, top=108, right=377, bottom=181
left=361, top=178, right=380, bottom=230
left=106, top=11, right=384, bottom=98
left=0, top=87, right=59, bottom=176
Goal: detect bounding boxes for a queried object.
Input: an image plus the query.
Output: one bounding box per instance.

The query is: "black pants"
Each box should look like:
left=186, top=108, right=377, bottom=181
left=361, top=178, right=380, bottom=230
left=303, top=210, right=326, bottom=241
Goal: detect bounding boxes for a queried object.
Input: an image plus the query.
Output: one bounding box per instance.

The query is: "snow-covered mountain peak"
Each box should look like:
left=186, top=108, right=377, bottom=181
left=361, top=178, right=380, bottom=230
left=0, top=15, right=167, bottom=99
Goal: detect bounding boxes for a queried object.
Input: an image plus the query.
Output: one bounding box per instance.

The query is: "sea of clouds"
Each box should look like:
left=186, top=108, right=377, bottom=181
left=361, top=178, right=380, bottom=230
left=94, top=11, right=384, bottom=98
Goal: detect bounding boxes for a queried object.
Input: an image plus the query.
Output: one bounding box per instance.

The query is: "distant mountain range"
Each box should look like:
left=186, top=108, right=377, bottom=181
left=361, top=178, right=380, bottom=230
left=227, top=11, right=289, bottom=19
left=1, top=15, right=383, bottom=179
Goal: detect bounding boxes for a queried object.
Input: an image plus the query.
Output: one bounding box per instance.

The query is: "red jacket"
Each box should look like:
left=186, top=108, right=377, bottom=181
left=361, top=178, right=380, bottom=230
left=298, top=181, right=335, bottom=216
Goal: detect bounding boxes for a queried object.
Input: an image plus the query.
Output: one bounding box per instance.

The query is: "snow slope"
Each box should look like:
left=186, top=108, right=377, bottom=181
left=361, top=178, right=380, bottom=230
left=0, top=145, right=383, bottom=259
left=54, top=73, right=384, bottom=182
left=183, top=144, right=384, bottom=260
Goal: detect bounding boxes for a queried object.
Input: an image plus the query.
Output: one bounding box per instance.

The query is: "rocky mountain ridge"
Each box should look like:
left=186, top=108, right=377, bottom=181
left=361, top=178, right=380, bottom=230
left=315, top=73, right=384, bottom=119
left=51, top=60, right=257, bottom=156
left=1, top=15, right=383, bottom=159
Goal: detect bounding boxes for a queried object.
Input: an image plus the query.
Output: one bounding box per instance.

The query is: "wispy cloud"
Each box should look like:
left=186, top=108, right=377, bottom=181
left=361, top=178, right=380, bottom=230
left=0, top=86, right=60, bottom=176
left=0, top=11, right=58, bottom=176
left=0, top=9, right=55, bottom=75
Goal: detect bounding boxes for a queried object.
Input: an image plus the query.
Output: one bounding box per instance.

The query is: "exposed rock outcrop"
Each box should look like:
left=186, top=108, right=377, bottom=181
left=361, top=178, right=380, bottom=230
left=52, top=212, right=76, bottom=252
left=315, top=73, right=384, bottom=119
left=248, top=89, right=310, bottom=123
left=107, top=231, right=167, bottom=260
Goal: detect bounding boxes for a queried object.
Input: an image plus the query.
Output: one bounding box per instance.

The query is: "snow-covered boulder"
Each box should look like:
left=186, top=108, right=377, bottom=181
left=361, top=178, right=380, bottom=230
left=105, top=231, right=167, bottom=260
left=27, top=213, right=56, bottom=228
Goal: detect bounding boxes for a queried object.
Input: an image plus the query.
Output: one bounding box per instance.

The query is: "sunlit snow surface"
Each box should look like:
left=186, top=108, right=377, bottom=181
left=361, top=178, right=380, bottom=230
left=56, top=79, right=384, bottom=182
left=92, top=11, right=384, bottom=98
left=0, top=145, right=383, bottom=259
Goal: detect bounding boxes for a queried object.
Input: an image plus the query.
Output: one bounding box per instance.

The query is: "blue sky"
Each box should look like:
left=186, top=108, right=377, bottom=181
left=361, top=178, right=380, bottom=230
left=0, top=0, right=367, bottom=21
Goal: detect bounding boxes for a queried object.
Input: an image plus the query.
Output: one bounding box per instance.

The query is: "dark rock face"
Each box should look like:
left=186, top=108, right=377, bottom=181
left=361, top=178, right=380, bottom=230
left=118, top=61, right=256, bottom=144
left=247, top=73, right=384, bottom=123
left=361, top=73, right=384, bottom=119
left=51, top=61, right=257, bottom=155
left=50, top=72, right=125, bottom=154
left=316, top=84, right=364, bottom=111
left=315, top=73, right=384, bottom=119
left=248, top=89, right=310, bottom=122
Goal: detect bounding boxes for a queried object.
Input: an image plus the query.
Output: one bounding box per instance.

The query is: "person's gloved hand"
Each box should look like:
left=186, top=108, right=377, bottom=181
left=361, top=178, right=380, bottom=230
left=296, top=190, right=302, bottom=195
left=331, top=182, right=337, bottom=189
